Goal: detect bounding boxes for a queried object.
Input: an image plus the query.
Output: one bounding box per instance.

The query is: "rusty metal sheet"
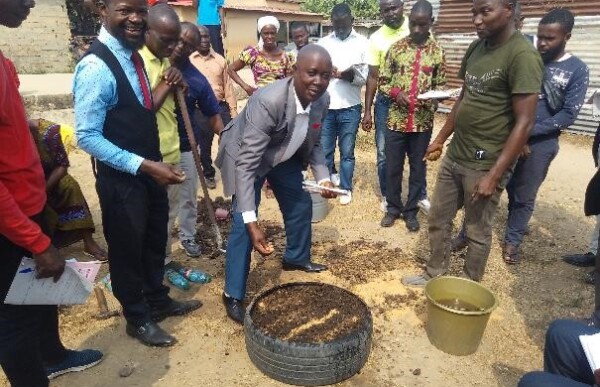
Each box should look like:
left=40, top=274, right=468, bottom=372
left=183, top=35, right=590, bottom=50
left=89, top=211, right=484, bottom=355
left=437, top=0, right=600, bottom=34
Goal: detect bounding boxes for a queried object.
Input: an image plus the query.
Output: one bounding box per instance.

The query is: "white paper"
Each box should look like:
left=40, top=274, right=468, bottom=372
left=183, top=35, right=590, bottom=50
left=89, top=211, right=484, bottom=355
left=4, top=257, right=100, bottom=305
left=579, top=332, right=600, bottom=372
left=417, top=88, right=462, bottom=100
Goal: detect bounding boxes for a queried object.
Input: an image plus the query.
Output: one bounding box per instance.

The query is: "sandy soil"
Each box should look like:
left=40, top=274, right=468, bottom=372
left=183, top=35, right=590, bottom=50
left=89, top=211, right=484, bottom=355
left=5, top=109, right=598, bottom=387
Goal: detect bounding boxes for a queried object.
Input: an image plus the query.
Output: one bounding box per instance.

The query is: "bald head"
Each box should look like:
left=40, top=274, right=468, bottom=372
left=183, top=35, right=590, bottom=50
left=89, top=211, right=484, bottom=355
left=293, top=44, right=332, bottom=107
left=296, top=44, right=332, bottom=70
left=145, top=3, right=181, bottom=59
left=147, top=3, right=180, bottom=30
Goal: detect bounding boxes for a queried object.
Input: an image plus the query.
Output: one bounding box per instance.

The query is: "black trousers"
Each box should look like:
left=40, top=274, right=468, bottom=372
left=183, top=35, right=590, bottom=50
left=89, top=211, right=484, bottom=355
left=0, top=215, right=67, bottom=387
left=385, top=130, right=431, bottom=218
left=195, top=101, right=232, bottom=179
left=96, top=167, right=171, bottom=326
left=206, top=25, right=224, bottom=56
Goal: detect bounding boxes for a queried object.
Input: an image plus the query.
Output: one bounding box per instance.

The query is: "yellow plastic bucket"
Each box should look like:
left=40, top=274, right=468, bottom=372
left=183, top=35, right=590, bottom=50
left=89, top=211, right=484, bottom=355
left=425, top=276, right=497, bottom=356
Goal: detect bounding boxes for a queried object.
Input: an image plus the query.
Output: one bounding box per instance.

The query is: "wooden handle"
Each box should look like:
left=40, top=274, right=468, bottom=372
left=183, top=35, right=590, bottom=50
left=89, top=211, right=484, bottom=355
left=175, top=88, right=225, bottom=252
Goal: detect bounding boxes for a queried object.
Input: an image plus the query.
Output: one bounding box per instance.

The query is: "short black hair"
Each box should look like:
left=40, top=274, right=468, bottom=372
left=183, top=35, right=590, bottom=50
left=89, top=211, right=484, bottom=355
left=540, top=8, right=575, bottom=33
left=290, top=21, right=309, bottom=32
left=331, top=3, right=352, bottom=18
left=411, top=0, right=433, bottom=17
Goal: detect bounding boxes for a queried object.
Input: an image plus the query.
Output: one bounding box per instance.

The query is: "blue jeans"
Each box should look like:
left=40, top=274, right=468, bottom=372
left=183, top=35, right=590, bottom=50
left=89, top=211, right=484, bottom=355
left=518, top=320, right=598, bottom=387
left=505, top=138, right=559, bottom=247
left=224, top=157, right=312, bottom=300
left=321, top=104, right=362, bottom=191
left=374, top=94, right=390, bottom=196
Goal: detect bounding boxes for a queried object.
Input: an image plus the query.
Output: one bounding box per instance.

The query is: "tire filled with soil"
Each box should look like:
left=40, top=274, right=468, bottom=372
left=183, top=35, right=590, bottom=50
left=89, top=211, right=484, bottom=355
left=244, top=282, right=372, bottom=386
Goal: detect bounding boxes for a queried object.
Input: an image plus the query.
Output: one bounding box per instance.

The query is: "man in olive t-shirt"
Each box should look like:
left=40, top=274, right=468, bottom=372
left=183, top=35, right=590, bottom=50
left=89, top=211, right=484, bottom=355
left=403, top=0, right=543, bottom=286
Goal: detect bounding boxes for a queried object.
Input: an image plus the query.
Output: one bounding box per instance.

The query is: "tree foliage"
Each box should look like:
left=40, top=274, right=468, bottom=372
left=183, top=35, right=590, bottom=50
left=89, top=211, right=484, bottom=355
left=301, top=0, right=380, bottom=20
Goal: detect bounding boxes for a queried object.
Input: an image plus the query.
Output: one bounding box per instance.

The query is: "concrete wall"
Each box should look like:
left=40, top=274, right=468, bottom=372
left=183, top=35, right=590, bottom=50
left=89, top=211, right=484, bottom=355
left=226, top=0, right=301, bottom=12
left=172, top=5, right=197, bottom=23
left=0, top=0, right=72, bottom=74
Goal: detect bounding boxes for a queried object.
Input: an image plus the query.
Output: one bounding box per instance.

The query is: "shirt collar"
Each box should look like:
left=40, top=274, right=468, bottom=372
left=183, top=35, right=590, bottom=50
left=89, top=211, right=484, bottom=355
left=293, top=87, right=311, bottom=115
left=332, top=28, right=359, bottom=42
left=139, top=45, right=161, bottom=62
left=191, top=48, right=217, bottom=60
left=98, top=26, right=133, bottom=57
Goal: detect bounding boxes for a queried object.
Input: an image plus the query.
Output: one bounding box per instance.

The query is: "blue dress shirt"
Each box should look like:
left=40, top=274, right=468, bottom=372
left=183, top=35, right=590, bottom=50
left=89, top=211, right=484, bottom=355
left=73, top=27, right=151, bottom=175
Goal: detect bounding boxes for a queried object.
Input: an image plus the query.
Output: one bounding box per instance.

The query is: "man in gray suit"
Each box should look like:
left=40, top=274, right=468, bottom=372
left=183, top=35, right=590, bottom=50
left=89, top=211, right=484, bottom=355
left=216, top=45, right=336, bottom=323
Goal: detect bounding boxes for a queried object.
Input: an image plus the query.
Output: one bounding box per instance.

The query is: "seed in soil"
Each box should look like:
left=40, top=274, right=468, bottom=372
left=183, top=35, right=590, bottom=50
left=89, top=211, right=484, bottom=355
left=437, top=298, right=484, bottom=312
left=250, top=283, right=369, bottom=343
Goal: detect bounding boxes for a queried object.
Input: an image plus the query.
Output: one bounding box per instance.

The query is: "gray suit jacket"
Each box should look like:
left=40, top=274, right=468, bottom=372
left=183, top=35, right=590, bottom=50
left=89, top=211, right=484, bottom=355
left=215, top=78, right=330, bottom=213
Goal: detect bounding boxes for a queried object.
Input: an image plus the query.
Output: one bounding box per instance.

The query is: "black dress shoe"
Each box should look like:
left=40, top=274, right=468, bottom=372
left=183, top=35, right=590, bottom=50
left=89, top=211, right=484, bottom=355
left=563, top=252, right=596, bottom=267
left=151, top=299, right=202, bottom=322
left=282, top=261, right=328, bottom=273
left=126, top=321, right=177, bottom=347
left=222, top=293, right=244, bottom=324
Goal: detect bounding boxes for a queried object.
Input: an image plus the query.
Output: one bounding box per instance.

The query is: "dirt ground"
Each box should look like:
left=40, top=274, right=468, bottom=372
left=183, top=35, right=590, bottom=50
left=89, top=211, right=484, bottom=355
left=7, top=109, right=599, bottom=387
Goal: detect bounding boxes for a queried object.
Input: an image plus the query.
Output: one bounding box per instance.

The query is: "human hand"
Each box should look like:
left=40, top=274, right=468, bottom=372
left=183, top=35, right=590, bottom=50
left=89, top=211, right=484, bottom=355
left=140, top=160, right=186, bottom=185
left=243, top=85, right=258, bottom=96
left=395, top=91, right=410, bottom=106
left=319, top=181, right=337, bottom=199
left=471, top=172, right=499, bottom=202
left=247, top=222, right=274, bottom=256
left=423, top=141, right=443, bottom=161
left=362, top=111, right=373, bottom=132
left=520, top=144, right=531, bottom=159
left=594, top=368, right=600, bottom=385
left=34, top=245, right=65, bottom=282
left=162, top=67, right=184, bottom=87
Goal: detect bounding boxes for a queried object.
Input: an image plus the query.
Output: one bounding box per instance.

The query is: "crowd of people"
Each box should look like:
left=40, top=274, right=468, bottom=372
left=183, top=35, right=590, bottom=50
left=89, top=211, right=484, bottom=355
left=2, top=0, right=600, bottom=385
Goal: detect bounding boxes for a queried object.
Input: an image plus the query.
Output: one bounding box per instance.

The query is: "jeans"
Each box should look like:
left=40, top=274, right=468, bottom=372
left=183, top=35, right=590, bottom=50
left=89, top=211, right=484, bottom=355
left=374, top=94, right=390, bottom=196
left=321, top=104, right=362, bottom=191
left=0, top=215, right=67, bottom=387
left=224, top=157, right=312, bottom=300
left=518, top=320, right=598, bottom=387
left=427, top=156, right=509, bottom=280
left=195, top=101, right=232, bottom=179
left=385, top=130, right=431, bottom=218
left=96, top=166, right=171, bottom=325
left=505, top=138, right=559, bottom=247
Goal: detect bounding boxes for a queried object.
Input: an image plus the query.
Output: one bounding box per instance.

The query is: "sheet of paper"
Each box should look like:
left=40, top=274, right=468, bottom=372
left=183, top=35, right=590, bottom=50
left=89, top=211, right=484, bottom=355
left=417, top=88, right=462, bottom=100
left=4, top=257, right=100, bottom=305
left=579, top=332, right=600, bottom=371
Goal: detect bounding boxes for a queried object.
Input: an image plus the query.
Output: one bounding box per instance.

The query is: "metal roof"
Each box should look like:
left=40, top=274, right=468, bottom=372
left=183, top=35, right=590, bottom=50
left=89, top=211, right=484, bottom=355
left=437, top=0, right=600, bottom=33
left=222, top=4, right=323, bottom=17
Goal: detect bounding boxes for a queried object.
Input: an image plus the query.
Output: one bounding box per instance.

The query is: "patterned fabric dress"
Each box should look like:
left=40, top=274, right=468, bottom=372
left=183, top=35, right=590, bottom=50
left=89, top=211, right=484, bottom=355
left=31, top=119, right=95, bottom=247
left=239, top=46, right=295, bottom=87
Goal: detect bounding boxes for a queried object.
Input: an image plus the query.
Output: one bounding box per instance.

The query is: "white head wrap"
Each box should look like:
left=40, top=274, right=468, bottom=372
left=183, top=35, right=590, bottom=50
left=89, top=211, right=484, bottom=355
left=257, top=16, right=280, bottom=49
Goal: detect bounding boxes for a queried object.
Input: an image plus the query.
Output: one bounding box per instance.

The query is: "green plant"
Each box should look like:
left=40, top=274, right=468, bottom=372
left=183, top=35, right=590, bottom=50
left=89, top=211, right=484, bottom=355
left=301, top=0, right=380, bottom=20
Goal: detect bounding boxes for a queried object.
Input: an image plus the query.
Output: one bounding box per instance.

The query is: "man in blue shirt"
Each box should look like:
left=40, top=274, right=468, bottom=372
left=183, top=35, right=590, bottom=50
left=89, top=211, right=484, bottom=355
left=74, top=0, right=199, bottom=347
left=192, top=0, right=224, bottom=56
left=502, top=9, right=589, bottom=264
left=172, top=22, right=224, bottom=258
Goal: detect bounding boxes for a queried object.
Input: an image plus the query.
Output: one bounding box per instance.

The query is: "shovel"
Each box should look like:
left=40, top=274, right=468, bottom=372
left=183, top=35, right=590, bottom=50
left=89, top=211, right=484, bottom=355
left=175, top=88, right=226, bottom=253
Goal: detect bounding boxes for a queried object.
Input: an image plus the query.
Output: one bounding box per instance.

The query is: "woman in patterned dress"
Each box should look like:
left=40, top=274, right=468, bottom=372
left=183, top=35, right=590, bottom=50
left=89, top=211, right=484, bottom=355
left=227, top=15, right=295, bottom=96
left=29, top=118, right=107, bottom=261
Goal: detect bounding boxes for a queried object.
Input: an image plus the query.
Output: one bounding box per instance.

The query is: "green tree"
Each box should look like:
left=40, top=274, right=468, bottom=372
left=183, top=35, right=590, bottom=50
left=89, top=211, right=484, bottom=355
left=301, top=0, right=380, bottom=20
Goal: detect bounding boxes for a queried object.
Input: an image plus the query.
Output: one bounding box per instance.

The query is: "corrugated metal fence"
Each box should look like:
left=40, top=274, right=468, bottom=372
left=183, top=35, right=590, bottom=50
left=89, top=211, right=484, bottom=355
left=436, top=1, right=600, bottom=134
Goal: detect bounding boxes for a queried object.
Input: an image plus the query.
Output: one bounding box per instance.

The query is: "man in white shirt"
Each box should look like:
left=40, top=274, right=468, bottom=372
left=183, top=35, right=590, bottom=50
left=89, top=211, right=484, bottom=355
left=318, top=3, right=368, bottom=205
